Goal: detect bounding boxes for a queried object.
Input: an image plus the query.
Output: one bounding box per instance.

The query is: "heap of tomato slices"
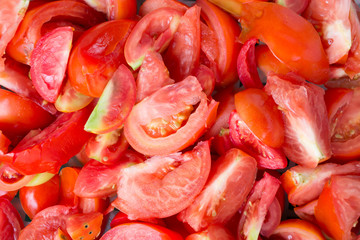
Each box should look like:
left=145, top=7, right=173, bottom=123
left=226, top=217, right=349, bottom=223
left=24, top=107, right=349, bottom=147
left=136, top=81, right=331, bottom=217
left=0, top=0, right=360, bottom=239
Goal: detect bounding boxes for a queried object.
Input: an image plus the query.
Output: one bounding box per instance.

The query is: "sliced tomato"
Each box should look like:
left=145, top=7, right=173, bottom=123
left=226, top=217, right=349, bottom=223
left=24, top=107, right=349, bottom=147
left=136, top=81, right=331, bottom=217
left=0, top=57, right=57, bottom=114
left=260, top=197, right=282, bottom=238
left=280, top=161, right=360, bottom=206
left=193, top=64, right=215, bottom=96
left=211, top=1, right=329, bottom=84
left=114, top=141, right=211, bottom=219
left=229, top=111, right=288, bottom=169
left=78, top=197, right=109, bottom=214
left=329, top=87, right=360, bottom=160
left=83, top=0, right=136, bottom=20
left=0, top=131, right=10, bottom=154
left=255, top=45, right=290, bottom=77
left=30, top=26, right=73, bottom=103
left=84, top=65, right=136, bottom=134
left=234, top=88, right=285, bottom=148
left=125, top=76, right=218, bottom=156
left=237, top=38, right=263, bottom=89
left=275, top=0, right=309, bottom=14
left=54, top=228, right=71, bottom=240
left=40, top=19, right=86, bottom=43
left=55, top=79, right=94, bottom=113
left=315, top=175, right=360, bottom=240
left=0, top=107, right=93, bottom=175
left=100, top=222, right=183, bottom=240
left=66, top=212, right=103, bottom=240
left=136, top=51, right=173, bottom=102
left=0, top=89, right=54, bottom=143
left=269, top=219, right=325, bottom=240
left=196, top=0, right=241, bottom=87
left=19, top=205, right=77, bottom=240
left=68, top=19, right=135, bottom=97
left=124, top=7, right=183, bottom=70
left=19, top=175, right=60, bottom=219
left=178, top=148, right=257, bottom=231
left=294, top=199, right=318, bottom=223
left=74, top=150, right=144, bottom=198
left=303, top=0, right=351, bottom=64
left=211, top=128, right=235, bottom=156
left=186, top=225, right=235, bottom=240
left=6, top=1, right=105, bottom=64
left=164, top=5, right=201, bottom=81
left=0, top=196, right=23, bottom=240
left=238, top=172, right=280, bottom=240
left=0, top=164, right=34, bottom=191
left=139, top=0, right=188, bottom=16
left=0, top=0, right=29, bottom=70
left=110, top=211, right=165, bottom=228
left=59, top=167, right=80, bottom=207
left=264, top=73, right=332, bottom=168
left=85, top=129, right=129, bottom=165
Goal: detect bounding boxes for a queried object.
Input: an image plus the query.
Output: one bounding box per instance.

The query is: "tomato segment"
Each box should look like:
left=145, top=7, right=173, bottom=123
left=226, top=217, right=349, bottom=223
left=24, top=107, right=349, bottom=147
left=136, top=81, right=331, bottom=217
left=66, top=212, right=103, bottom=240
left=269, top=219, right=325, bottom=240
left=115, top=141, right=211, bottom=219
left=30, top=26, right=73, bottom=103
left=0, top=197, right=23, bottom=240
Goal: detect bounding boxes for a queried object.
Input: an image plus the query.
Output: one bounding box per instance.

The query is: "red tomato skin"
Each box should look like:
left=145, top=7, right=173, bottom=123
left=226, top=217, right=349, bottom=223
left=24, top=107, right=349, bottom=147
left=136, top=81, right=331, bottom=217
left=234, top=88, right=285, bottom=148
left=6, top=1, right=105, bottom=64
left=255, top=45, right=290, bottom=76
left=269, top=219, right=325, bottom=240
left=30, top=26, right=73, bottom=103
left=0, top=196, right=23, bottom=240
left=264, top=73, right=332, bottom=168
left=178, top=148, right=257, bottom=231
left=0, top=131, right=11, bottom=154
left=237, top=38, right=263, bottom=89
left=115, top=141, right=211, bottom=220
left=186, top=225, right=235, bottom=240
left=19, top=175, right=60, bottom=219
left=229, top=111, right=288, bottom=170
left=196, top=0, right=241, bottom=87
left=68, top=20, right=136, bottom=97
left=0, top=107, right=93, bottom=175
left=59, top=167, right=80, bottom=207
left=99, top=222, right=183, bottom=240
left=0, top=89, right=54, bottom=143
left=78, top=197, right=109, bottom=214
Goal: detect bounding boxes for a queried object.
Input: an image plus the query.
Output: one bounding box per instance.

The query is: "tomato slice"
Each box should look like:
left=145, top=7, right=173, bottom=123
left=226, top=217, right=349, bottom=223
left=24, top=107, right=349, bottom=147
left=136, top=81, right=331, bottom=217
left=78, top=197, right=109, bottom=214
left=178, top=148, right=257, bottom=231
left=74, top=150, right=144, bottom=198
left=264, top=73, right=332, bottom=168
left=294, top=199, right=317, bottom=223
left=0, top=164, right=34, bottom=191
left=275, top=0, right=309, bottom=14
left=280, top=161, right=360, bottom=206
left=315, top=175, right=360, bottom=240
left=0, top=0, right=29, bottom=70
left=238, top=172, right=280, bottom=240
left=260, top=197, right=282, bottom=238
left=0, top=131, right=11, bottom=154
left=229, top=111, right=288, bottom=170
left=68, top=19, right=135, bottom=97
left=269, top=219, right=325, bottom=240
left=196, top=0, right=241, bottom=87
left=136, top=51, right=173, bottom=102
left=124, top=7, right=183, bottom=70
left=66, top=212, right=103, bottom=240
left=84, top=64, right=136, bottom=134
left=0, top=197, right=23, bottom=240
left=237, top=38, right=263, bottom=89
left=19, top=205, right=77, bottom=240
left=114, top=141, right=211, bottom=219
left=139, top=0, right=188, bottom=16
left=124, top=76, right=218, bottom=156
left=0, top=89, right=54, bottom=143
left=234, top=88, right=285, bottom=148
left=85, top=128, right=129, bottom=165
left=110, top=211, right=165, bottom=228
left=211, top=1, right=329, bottom=84
left=19, top=175, right=60, bottom=219
left=30, top=26, right=73, bottom=103
left=255, top=45, right=291, bottom=77
left=303, top=0, right=351, bottom=64
left=59, top=167, right=80, bottom=207
left=6, top=1, right=105, bottom=64
left=186, top=225, right=235, bottom=240
left=100, top=222, right=183, bottom=240
left=0, top=107, right=93, bottom=175
left=164, top=5, right=201, bottom=82
left=194, top=64, right=215, bottom=96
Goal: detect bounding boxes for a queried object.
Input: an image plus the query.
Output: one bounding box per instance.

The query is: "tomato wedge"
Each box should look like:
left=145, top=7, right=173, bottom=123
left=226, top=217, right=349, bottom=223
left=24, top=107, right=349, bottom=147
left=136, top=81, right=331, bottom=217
left=186, top=225, right=235, bottom=240
left=265, top=73, right=332, bottom=168
left=124, top=76, right=218, bottom=156
left=100, top=222, right=183, bottom=240
left=66, top=212, right=103, bottom=240
left=255, top=45, right=290, bottom=77
left=269, top=219, right=325, bottom=240
left=83, top=0, right=137, bottom=20
left=6, top=1, right=105, bottom=64
left=0, top=196, right=23, bottom=240
left=178, top=148, right=257, bottom=231
left=30, top=26, right=73, bottom=103
left=114, top=141, right=211, bottom=219
left=210, top=0, right=329, bottom=84
left=68, top=19, right=135, bottom=97
left=0, top=107, right=93, bottom=175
